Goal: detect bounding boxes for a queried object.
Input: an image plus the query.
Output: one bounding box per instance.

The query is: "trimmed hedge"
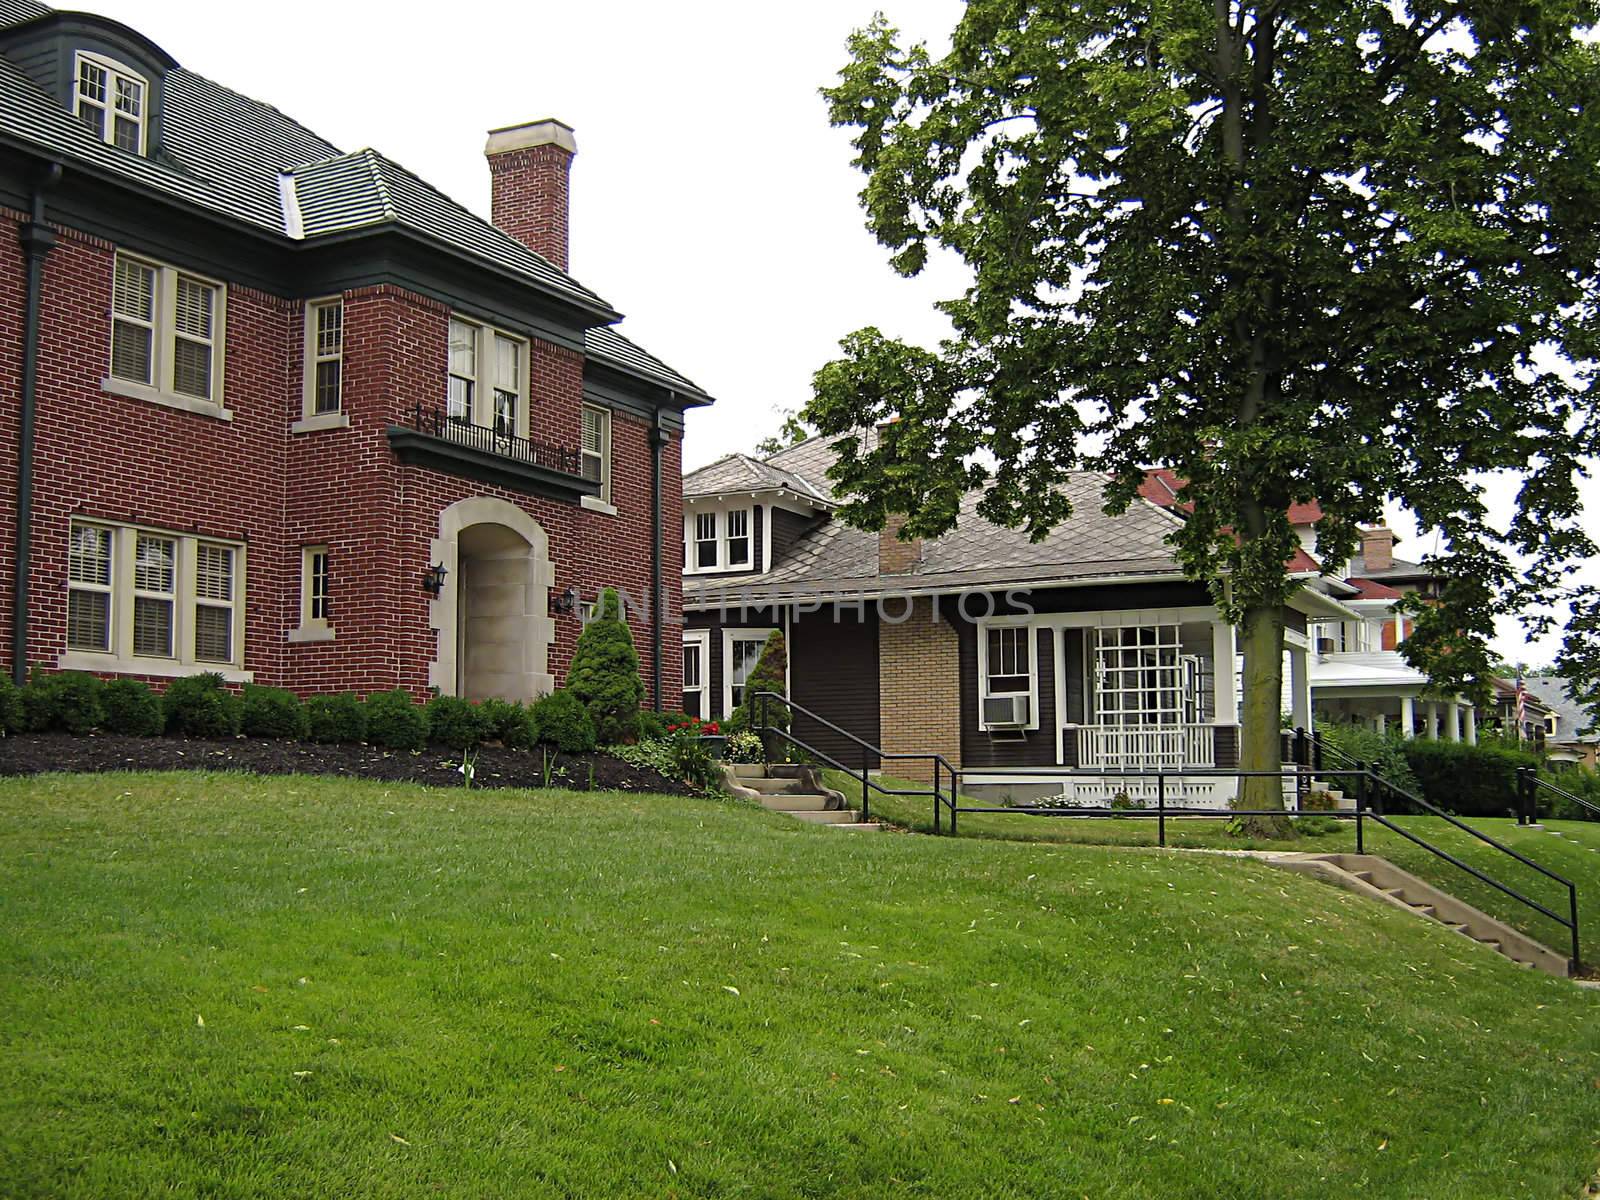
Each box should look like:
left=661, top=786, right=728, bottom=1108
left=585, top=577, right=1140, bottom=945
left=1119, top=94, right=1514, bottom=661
left=425, top=695, right=490, bottom=751
left=477, top=698, right=538, bottom=750
left=29, top=672, right=107, bottom=735
left=1400, top=739, right=1541, bottom=818
left=241, top=685, right=309, bottom=740
left=364, top=689, right=427, bottom=751
left=162, top=673, right=242, bottom=739
left=101, top=679, right=163, bottom=737
left=306, top=692, right=367, bottom=744
left=0, top=673, right=23, bottom=735
left=532, top=689, right=597, bottom=754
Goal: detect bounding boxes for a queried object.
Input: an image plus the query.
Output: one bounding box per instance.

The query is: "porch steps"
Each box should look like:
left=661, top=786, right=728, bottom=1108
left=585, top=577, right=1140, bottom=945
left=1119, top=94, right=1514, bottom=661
left=1268, top=853, right=1570, bottom=976
left=721, top=764, right=880, bottom=831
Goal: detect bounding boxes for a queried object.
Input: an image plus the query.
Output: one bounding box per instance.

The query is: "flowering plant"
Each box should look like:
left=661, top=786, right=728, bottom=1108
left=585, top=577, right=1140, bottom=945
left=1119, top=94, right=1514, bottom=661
left=665, top=718, right=720, bottom=737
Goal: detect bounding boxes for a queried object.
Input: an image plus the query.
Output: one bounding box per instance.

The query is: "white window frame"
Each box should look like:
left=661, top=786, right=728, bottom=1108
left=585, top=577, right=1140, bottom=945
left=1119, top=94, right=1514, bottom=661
left=683, top=503, right=756, bottom=575
left=977, top=619, right=1040, bottom=731
left=66, top=523, right=114, bottom=653
left=74, top=51, right=146, bottom=154
left=722, top=627, right=778, bottom=718
left=289, top=545, right=335, bottom=643
left=103, top=251, right=228, bottom=419
left=298, top=297, right=346, bottom=427
left=1091, top=624, right=1186, bottom=729
left=59, top=519, right=249, bottom=679
left=693, top=511, right=719, bottom=571
left=581, top=404, right=611, bottom=503
left=447, top=315, right=529, bottom=437
left=682, top=629, right=710, bottom=719
left=724, top=508, right=751, bottom=568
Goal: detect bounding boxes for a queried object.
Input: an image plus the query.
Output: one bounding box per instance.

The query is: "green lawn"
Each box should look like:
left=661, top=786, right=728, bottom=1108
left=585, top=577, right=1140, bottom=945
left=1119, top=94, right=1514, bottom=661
left=4, top=773, right=1600, bottom=1198
left=834, top=771, right=1600, bottom=969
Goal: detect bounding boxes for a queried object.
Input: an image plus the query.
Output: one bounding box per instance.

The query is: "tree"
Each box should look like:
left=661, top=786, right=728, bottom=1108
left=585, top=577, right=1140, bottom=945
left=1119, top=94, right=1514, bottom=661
left=729, top=629, right=790, bottom=735
left=565, top=587, right=645, bottom=743
left=755, top=407, right=812, bottom=457
left=807, top=2, right=1600, bottom=834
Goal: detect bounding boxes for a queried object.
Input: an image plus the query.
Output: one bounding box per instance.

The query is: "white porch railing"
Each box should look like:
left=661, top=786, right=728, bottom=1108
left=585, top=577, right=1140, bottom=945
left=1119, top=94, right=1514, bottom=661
left=1076, top=724, right=1217, bottom=769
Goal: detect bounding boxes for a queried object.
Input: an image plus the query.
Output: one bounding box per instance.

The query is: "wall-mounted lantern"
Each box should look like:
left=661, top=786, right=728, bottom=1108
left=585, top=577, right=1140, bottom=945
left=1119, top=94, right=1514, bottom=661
left=421, top=563, right=448, bottom=596
left=554, top=586, right=579, bottom=614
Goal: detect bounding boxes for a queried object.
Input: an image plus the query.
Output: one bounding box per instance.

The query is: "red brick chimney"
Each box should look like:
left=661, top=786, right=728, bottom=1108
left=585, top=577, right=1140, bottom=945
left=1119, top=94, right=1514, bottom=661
left=880, top=513, right=922, bottom=575
left=485, top=119, right=576, bottom=270
left=1360, top=526, right=1394, bottom=573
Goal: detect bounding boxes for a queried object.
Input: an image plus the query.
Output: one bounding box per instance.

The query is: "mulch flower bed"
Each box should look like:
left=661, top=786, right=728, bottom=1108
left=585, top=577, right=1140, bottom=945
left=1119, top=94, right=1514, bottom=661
left=0, top=732, right=697, bottom=795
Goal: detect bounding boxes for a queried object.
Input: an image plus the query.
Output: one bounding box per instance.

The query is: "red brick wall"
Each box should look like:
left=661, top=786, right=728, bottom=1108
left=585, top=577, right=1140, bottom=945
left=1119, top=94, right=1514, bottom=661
left=488, top=144, right=572, bottom=271
left=0, top=208, right=681, bottom=706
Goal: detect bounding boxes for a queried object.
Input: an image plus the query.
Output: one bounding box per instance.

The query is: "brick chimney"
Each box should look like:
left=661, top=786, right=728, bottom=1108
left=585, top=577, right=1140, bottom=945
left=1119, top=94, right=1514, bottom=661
left=485, top=118, right=576, bottom=271
left=880, top=513, right=922, bottom=575
left=1360, top=526, right=1394, bottom=573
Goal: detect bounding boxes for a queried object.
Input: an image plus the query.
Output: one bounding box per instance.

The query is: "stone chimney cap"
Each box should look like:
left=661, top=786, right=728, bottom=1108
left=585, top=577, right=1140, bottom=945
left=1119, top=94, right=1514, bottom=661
left=486, top=119, right=577, bottom=158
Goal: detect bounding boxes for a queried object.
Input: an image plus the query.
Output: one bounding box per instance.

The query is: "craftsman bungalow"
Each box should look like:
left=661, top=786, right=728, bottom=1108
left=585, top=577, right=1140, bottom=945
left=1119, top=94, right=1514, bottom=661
left=0, top=1, right=710, bottom=704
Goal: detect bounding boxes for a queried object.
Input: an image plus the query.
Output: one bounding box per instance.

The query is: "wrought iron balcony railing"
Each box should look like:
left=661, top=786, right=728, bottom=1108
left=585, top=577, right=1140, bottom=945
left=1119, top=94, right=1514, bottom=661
left=403, top=403, right=585, bottom=478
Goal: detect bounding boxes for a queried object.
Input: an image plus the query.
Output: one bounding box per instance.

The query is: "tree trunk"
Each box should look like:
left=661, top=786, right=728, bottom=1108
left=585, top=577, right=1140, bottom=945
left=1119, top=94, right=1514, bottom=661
left=1235, top=601, right=1293, bottom=837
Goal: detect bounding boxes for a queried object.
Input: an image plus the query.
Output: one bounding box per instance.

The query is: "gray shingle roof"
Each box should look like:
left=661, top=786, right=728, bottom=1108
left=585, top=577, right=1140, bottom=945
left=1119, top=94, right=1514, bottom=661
left=683, top=453, right=831, bottom=501
left=1, top=2, right=713, bottom=402
left=685, top=434, right=1187, bottom=604
left=1522, top=677, right=1599, bottom=742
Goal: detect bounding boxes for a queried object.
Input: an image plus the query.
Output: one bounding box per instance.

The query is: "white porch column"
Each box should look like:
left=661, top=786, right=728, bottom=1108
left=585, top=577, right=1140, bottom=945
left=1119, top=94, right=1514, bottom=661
left=1399, top=695, right=1416, bottom=738
left=1464, top=703, right=1478, bottom=745
left=1374, top=711, right=1386, bottom=735
left=1426, top=702, right=1440, bottom=740
left=1445, top=699, right=1461, bottom=743
left=1212, top=621, right=1239, bottom=726
left=1289, top=644, right=1312, bottom=731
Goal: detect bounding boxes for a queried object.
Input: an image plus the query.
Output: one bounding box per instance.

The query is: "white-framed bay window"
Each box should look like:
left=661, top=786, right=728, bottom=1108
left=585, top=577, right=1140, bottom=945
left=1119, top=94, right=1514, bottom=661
left=447, top=315, right=528, bottom=436
left=105, top=251, right=228, bottom=418
left=977, top=621, right=1039, bottom=730
left=723, top=627, right=778, bottom=716
left=682, top=629, right=710, bottom=719
left=63, top=518, right=248, bottom=677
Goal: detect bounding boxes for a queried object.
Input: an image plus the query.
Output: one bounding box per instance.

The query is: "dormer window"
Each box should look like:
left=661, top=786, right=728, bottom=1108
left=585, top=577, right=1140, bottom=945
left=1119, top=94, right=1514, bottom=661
left=75, top=52, right=146, bottom=154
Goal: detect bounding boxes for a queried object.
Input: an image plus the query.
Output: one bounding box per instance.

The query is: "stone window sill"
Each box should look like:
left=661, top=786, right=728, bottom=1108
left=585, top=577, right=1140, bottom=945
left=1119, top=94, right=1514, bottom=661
left=287, top=624, right=336, bottom=644
left=291, top=412, right=350, bottom=434
left=580, top=495, right=618, bottom=516
left=57, top=650, right=252, bottom=683
left=101, top=377, right=231, bottom=421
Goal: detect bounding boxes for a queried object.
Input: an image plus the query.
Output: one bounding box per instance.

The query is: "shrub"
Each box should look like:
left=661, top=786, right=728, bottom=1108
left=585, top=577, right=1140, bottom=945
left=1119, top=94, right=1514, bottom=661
left=26, top=671, right=106, bottom=734
left=477, top=698, right=538, bottom=749
left=1401, top=739, right=1540, bottom=818
left=724, top=730, right=765, bottom=765
left=306, top=692, right=367, bottom=744
left=532, top=689, right=597, bottom=753
left=162, top=673, right=241, bottom=739
left=240, top=685, right=309, bottom=739
left=1315, top=721, right=1421, bottom=798
left=1300, top=789, right=1338, bottom=812
left=364, top=689, right=427, bottom=751
left=0, top=672, right=25, bottom=735
left=1293, top=815, right=1343, bottom=838
left=637, top=709, right=668, bottom=741
left=101, top=678, right=162, bottom=736
left=425, top=695, right=490, bottom=751
left=727, top=631, right=789, bottom=734
left=564, top=588, right=645, bottom=743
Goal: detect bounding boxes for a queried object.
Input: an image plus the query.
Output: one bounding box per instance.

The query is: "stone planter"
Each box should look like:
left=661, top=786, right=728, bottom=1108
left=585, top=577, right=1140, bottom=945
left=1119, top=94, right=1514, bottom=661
left=699, top=734, right=728, bottom=760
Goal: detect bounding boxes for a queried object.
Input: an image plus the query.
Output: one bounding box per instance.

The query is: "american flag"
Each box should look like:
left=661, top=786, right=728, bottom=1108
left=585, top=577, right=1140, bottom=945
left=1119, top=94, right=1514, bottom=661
left=1514, top=674, right=1527, bottom=740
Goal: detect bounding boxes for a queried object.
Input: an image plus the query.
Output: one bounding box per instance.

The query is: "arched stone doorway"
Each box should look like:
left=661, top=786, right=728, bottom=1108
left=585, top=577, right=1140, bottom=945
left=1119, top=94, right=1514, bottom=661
left=428, top=497, right=554, bottom=701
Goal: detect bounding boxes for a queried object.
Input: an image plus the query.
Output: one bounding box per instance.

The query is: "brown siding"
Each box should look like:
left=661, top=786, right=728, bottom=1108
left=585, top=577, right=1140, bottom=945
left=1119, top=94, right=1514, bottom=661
left=791, top=608, right=880, bottom=768
left=953, top=605, right=1060, bottom=768
left=1215, top=725, right=1239, bottom=769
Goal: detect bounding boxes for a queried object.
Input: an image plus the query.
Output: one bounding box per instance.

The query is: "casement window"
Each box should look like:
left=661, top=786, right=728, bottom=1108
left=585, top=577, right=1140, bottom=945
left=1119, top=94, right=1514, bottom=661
left=447, top=316, right=528, bottom=434
left=581, top=404, right=610, bottom=501
left=75, top=52, right=145, bottom=154
left=682, top=631, right=709, bottom=719
left=1092, top=625, right=1185, bottom=728
left=63, top=520, right=246, bottom=673
left=305, top=299, right=343, bottom=417
left=107, top=253, right=226, bottom=414
left=694, top=512, right=718, bottom=570
left=724, top=509, right=750, bottom=568
left=723, top=628, right=777, bottom=715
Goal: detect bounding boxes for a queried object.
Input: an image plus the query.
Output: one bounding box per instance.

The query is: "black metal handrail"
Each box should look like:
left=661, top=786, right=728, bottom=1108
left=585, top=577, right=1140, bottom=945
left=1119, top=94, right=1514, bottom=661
left=405, top=402, right=585, bottom=476
left=1520, top=768, right=1600, bottom=823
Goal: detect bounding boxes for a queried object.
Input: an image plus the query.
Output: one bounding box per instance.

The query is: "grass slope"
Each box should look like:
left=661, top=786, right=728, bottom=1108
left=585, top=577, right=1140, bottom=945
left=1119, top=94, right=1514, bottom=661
left=2, top=772, right=1599, bottom=1198
left=836, top=772, right=1600, bottom=968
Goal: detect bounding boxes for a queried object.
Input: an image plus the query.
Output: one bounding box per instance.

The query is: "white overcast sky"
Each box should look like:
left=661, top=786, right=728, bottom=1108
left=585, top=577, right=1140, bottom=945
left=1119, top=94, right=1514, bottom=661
left=99, top=0, right=1596, bottom=665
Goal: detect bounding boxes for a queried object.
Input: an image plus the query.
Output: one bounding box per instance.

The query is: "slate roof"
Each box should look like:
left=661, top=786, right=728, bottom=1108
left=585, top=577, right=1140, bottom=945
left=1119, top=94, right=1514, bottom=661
left=1138, top=468, right=1323, bottom=526
left=685, top=433, right=1190, bottom=604
left=1522, top=677, right=1599, bottom=742
left=0, top=1, right=712, bottom=400
left=683, top=453, right=832, bottom=503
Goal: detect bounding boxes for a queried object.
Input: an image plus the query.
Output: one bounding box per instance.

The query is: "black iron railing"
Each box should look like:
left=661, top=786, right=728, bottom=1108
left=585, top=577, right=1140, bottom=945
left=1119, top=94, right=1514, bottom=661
left=1519, top=767, right=1600, bottom=823
left=404, top=402, right=585, bottom=477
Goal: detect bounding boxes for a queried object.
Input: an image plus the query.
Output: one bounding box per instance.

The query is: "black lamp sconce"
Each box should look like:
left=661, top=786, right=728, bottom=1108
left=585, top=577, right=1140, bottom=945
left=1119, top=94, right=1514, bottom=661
left=421, top=563, right=448, bottom=596
left=554, top=586, right=579, bottom=614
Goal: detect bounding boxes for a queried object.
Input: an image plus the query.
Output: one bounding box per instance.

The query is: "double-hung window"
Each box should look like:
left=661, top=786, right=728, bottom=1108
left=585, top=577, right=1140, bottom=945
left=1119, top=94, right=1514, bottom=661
left=985, top=626, right=1032, bottom=696
left=682, top=632, right=708, bottom=718
left=108, top=253, right=226, bottom=413
left=493, top=334, right=522, bottom=436
left=581, top=405, right=610, bottom=501
left=447, top=316, right=528, bottom=435
left=76, top=53, right=146, bottom=153
left=305, top=299, right=343, bottom=417
left=725, top=629, right=776, bottom=714
left=63, top=520, right=245, bottom=672
left=448, top=318, right=476, bottom=424
left=694, top=512, right=718, bottom=570
left=724, top=509, right=750, bottom=568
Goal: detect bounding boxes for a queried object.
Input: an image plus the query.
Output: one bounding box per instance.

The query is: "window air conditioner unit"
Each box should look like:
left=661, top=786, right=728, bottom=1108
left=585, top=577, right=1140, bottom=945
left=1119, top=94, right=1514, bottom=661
left=983, top=695, right=1030, bottom=728
left=1316, top=637, right=1338, bottom=655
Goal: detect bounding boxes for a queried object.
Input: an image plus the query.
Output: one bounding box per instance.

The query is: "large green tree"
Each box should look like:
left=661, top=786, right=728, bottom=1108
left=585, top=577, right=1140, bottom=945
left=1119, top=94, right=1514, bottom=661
left=807, top=1, right=1600, bottom=830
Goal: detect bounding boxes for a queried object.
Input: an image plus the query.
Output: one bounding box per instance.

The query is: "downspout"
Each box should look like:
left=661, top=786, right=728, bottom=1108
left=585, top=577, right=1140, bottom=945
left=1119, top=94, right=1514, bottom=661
left=650, top=404, right=668, bottom=711
left=14, top=165, right=61, bottom=685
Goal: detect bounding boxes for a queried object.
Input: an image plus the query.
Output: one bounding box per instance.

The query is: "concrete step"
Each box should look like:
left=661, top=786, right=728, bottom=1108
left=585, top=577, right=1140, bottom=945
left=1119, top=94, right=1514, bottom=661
left=729, top=764, right=770, bottom=779
left=785, top=808, right=865, bottom=824
left=759, top=793, right=834, bottom=812
left=823, top=822, right=882, bottom=831
left=743, top=778, right=805, bottom=795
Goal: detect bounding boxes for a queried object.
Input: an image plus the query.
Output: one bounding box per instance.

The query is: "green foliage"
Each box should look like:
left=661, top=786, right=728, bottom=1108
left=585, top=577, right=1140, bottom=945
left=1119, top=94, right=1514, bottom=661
left=363, top=689, right=426, bottom=751
left=1401, top=740, right=1541, bottom=819
left=100, top=679, right=162, bottom=737
left=1292, top=815, right=1343, bottom=838
left=728, top=631, right=789, bottom=734
left=532, top=690, right=597, bottom=754
left=424, top=695, right=490, bottom=751
left=477, top=698, right=538, bottom=750
left=306, top=693, right=367, bottom=744
left=724, top=731, right=765, bottom=765
left=565, top=588, right=645, bottom=744
left=240, top=685, right=309, bottom=740
left=1538, top=766, right=1600, bottom=821
left=162, top=673, right=241, bottom=739
left=811, top=3, right=1600, bottom=811
left=24, top=672, right=106, bottom=735
left=1316, top=722, right=1422, bottom=799
left=637, top=709, right=668, bottom=741
left=0, top=672, right=25, bottom=735
left=754, top=407, right=812, bottom=457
